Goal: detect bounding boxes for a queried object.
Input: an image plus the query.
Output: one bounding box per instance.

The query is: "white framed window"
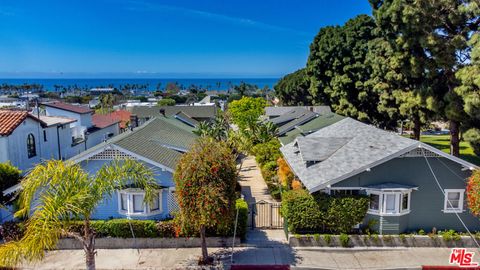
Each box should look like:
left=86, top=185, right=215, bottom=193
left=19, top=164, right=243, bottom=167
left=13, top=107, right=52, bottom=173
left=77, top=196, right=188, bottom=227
left=367, top=191, right=411, bottom=216
left=117, top=189, right=162, bottom=216
left=444, top=189, right=464, bottom=213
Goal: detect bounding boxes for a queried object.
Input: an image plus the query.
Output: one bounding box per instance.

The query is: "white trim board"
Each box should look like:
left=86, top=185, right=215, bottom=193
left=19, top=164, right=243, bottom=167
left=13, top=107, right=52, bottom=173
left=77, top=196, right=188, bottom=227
left=309, top=143, right=479, bottom=193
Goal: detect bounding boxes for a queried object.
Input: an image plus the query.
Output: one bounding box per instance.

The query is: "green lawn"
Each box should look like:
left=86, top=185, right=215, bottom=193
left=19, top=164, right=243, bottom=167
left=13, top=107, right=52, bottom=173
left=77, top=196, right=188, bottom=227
left=419, top=135, right=480, bottom=166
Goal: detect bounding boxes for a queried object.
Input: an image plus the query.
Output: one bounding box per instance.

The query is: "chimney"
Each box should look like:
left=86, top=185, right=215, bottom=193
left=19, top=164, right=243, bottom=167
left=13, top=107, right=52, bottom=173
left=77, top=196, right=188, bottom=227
left=130, top=114, right=138, bottom=128
left=159, top=109, right=166, bottom=117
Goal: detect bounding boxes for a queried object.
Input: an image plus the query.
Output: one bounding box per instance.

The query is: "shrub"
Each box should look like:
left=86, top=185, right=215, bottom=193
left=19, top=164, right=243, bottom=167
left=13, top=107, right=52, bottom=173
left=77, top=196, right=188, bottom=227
left=0, top=162, right=22, bottom=204
left=251, top=139, right=281, bottom=166
left=340, top=233, right=350, bottom=247
left=418, top=229, right=426, bottom=235
left=323, top=234, right=332, bottom=245
left=440, top=229, right=461, bottom=242
left=325, top=195, right=369, bottom=234
left=235, top=199, right=248, bottom=240
left=277, top=157, right=294, bottom=189
left=281, top=190, right=369, bottom=234
left=157, top=98, right=176, bottom=106
left=291, top=179, right=302, bottom=190
left=156, top=220, right=177, bottom=238
left=281, top=190, right=324, bottom=233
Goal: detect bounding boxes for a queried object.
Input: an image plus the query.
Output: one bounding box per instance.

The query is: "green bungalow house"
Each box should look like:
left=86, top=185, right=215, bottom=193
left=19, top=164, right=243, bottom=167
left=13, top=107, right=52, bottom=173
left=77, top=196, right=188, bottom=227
left=280, top=117, right=480, bottom=234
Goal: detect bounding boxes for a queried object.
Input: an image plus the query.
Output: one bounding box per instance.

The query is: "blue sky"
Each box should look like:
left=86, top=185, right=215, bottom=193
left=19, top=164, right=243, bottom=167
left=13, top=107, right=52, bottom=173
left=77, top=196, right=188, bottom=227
left=0, top=0, right=371, bottom=78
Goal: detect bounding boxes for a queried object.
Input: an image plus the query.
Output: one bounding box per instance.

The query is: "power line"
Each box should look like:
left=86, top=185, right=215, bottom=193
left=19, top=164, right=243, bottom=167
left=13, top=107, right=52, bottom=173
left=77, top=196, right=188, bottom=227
left=422, top=148, right=480, bottom=249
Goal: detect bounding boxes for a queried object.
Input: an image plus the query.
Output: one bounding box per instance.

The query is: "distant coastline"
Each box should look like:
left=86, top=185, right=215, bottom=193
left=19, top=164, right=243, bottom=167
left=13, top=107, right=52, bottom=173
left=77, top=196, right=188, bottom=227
left=0, top=78, right=279, bottom=91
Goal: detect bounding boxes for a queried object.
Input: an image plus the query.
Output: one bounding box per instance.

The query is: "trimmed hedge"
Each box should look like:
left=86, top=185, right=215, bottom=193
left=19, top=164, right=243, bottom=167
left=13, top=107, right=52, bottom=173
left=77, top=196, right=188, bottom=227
left=235, top=199, right=248, bottom=240
left=281, top=189, right=369, bottom=234
left=251, top=139, right=283, bottom=200
left=1, top=201, right=248, bottom=241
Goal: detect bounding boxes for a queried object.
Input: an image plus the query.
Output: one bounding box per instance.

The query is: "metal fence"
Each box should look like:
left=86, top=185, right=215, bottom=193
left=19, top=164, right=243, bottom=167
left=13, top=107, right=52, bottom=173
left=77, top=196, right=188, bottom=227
left=248, top=200, right=283, bottom=229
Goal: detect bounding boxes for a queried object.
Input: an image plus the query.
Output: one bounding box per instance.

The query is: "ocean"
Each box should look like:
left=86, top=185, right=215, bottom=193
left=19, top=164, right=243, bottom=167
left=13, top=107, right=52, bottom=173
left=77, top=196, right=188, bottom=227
left=0, top=78, right=279, bottom=91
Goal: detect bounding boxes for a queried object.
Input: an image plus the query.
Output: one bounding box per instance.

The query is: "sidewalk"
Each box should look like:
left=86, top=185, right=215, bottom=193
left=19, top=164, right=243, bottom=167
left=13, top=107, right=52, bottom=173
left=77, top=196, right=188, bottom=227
left=238, top=155, right=274, bottom=204
left=21, top=247, right=472, bottom=269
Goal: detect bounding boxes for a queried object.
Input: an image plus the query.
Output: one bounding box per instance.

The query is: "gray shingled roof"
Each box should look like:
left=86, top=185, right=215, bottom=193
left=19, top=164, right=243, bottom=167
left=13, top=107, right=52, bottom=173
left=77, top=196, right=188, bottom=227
left=281, top=118, right=418, bottom=192
left=265, top=106, right=331, bottom=117
left=279, top=113, right=345, bottom=145
left=296, top=137, right=352, bottom=162
left=129, top=105, right=216, bottom=119
left=69, top=117, right=198, bottom=170
left=277, top=111, right=317, bottom=135
left=174, top=111, right=199, bottom=127
left=270, top=108, right=311, bottom=125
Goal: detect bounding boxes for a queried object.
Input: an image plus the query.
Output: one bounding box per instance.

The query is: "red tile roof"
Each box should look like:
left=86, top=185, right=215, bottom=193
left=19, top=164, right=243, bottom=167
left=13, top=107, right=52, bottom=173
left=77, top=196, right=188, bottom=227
left=43, top=101, right=93, bottom=114
left=0, top=110, right=28, bottom=136
left=110, top=110, right=132, bottom=129
left=92, top=110, right=131, bottom=129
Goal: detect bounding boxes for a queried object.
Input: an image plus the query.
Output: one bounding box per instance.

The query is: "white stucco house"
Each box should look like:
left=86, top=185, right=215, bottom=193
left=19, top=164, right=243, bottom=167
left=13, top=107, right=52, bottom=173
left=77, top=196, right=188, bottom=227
left=0, top=101, right=120, bottom=173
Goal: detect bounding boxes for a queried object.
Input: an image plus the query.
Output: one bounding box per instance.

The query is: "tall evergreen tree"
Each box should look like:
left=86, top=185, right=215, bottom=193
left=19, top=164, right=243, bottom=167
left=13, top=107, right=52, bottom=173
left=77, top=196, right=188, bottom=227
left=369, top=0, right=479, bottom=154
left=307, top=15, right=394, bottom=127
left=274, top=68, right=311, bottom=106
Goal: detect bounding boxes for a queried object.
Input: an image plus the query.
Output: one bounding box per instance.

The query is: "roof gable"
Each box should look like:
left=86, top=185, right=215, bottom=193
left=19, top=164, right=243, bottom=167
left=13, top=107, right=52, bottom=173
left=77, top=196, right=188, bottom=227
left=0, top=110, right=28, bottom=136
left=43, top=101, right=93, bottom=114
left=281, top=118, right=479, bottom=193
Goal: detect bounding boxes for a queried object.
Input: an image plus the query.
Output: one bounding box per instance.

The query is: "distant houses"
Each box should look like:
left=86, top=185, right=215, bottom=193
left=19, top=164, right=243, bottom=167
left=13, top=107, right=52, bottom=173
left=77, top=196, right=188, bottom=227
left=0, top=101, right=219, bottom=222
left=128, top=105, right=217, bottom=127
left=0, top=101, right=121, bottom=172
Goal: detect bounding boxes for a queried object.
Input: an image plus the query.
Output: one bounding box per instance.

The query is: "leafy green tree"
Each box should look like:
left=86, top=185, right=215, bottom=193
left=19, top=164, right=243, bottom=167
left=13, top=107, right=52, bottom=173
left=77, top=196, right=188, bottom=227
left=369, top=0, right=478, bottom=153
left=99, top=93, right=115, bottom=114
left=0, top=162, right=21, bottom=205
left=0, top=159, right=158, bottom=270
left=193, top=114, right=229, bottom=141
left=247, top=121, right=279, bottom=144
left=157, top=98, right=176, bottom=106
left=228, top=96, right=266, bottom=130
left=307, top=15, right=393, bottom=127
left=274, top=68, right=311, bottom=106
left=456, top=33, right=480, bottom=156
left=173, top=138, right=237, bottom=263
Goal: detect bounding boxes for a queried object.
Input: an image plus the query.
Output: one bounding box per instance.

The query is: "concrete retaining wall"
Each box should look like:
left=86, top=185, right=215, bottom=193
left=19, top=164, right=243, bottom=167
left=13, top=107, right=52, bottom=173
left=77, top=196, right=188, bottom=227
left=289, top=234, right=479, bottom=248
left=56, top=237, right=240, bottom=250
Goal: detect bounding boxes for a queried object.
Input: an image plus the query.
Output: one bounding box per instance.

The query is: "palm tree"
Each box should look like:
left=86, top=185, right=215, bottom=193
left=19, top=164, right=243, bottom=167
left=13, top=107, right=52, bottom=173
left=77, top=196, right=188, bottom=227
left=0, top=159, right=158, bottom=270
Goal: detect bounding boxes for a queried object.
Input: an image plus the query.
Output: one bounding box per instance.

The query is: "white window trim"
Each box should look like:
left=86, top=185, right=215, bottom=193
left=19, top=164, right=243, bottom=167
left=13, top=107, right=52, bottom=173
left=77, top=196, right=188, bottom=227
left=443, top=189, right=465, bottom=213
left=117, top=189, right=163, bottom=216
left=367, top=190, right=412, bottom=216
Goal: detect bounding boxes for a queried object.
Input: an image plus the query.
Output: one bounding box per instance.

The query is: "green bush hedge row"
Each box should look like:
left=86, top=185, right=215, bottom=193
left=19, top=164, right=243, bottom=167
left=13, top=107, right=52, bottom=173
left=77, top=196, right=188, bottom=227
left=1, top=198, right=249, bottom=241
left=251, top=139, right=283, bottom=200
left=281, top=189, right=369, bottom=234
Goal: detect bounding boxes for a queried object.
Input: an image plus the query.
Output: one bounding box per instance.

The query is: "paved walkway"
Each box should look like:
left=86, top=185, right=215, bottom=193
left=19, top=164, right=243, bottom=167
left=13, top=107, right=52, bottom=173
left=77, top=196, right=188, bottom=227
left=21, top=247, right=473, bottom=269
left=238, top=155, right=274, bottom=204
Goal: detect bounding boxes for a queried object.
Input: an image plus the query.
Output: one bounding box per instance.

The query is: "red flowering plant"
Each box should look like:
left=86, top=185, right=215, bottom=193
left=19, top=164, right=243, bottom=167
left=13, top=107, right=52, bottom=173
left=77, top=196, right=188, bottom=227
left=467, top=170, right=480, bottom=216
left=173, top=138, right=237, bottom=264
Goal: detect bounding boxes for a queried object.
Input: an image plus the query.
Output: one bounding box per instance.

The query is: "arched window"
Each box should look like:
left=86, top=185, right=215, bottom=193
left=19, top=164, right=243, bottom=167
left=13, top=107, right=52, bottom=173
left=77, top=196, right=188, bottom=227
left=27, top=133, right=36, bottom=158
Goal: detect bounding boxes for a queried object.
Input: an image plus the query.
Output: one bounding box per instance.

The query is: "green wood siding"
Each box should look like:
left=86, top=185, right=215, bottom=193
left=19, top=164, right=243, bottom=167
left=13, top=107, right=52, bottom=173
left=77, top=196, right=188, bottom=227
left=333, top=157, right=479, bottom=234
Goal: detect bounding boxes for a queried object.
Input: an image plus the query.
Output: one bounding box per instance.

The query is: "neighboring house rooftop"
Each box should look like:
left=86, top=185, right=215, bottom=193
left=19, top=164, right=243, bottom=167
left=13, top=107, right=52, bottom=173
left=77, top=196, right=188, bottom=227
left=279, top=113, right=345, bottom=145
left=92, top=114, right=121, bottom=129
left=43, top=101, right=93, bottom=114
left=0, top=110, right=30, bottom=136
left=265, top=106, right=331, bottom=117
left=281, top=118, right=478, bottom=193
left=174, top=111, right=199, bottom=127
left=30, top=114, right=77, bottom=126
left=129, top=105, right=216, bottom=119
left=70, top=116, right=198, bottom=171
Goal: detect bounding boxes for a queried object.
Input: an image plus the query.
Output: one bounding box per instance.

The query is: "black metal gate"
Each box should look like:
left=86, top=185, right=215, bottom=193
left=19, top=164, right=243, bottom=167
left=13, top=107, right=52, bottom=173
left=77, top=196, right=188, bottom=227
left=248, top=200, right=283, bottom=229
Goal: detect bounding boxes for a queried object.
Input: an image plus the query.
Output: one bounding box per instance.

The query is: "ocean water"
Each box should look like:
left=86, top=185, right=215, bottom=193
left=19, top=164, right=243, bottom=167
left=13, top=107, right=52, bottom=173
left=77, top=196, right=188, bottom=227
left=0, top=78, right=279, bottom=91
